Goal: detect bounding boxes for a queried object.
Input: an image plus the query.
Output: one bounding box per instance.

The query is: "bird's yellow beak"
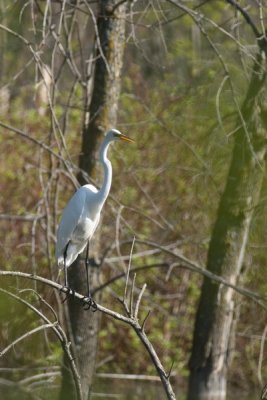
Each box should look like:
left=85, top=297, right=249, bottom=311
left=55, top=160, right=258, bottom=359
left=119, top=134, right=135, bottom=143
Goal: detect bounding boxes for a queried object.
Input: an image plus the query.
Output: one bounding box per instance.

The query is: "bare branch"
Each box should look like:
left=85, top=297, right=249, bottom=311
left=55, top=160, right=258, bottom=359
left=257, top=324, right=267, bottom=386
left=131, top=239, right=267, bottom=306
left=96, top=238, right=267, bottom=307
left=132, top=323, right=176, bottom=400
left=0, top=271, right=176, bottom=399
left=134, top=283, right=147, bottom=320
left=123, top=236, right=136, bottom=303
left=0, top=121, right=79, bottom=188
left=130, top=272, right=136, bottom=317
left=93, top=262, right=170, bottom=294
left=0, top=323, right=56, bottom=358
left=225, top=0, right=261, bottom=39
left=0, top=287, right=83, bottom=400
left=0, top=214, right=44, bottom=222
left=141, top=310, right=151, bottom=333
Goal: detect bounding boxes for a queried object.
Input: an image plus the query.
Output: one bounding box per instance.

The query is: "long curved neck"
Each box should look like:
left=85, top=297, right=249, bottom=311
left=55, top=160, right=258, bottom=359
left=98, top=138, right=113, bottom=205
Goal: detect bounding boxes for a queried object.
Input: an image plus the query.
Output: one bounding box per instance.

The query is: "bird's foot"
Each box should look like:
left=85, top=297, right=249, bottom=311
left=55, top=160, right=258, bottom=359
left=60, top=286, right=75, bottom=303
left=81, top=296, right=97, bottom=312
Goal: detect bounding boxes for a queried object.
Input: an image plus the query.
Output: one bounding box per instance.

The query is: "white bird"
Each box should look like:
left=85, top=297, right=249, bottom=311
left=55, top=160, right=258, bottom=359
left=56, top=128, right=134, bottom=306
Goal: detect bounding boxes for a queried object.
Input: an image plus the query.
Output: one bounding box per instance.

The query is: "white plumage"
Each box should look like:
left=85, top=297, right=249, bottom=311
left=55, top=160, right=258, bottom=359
left=55, top=128, right=134, bottom=299
left=56, top=184, right=101, bottom=268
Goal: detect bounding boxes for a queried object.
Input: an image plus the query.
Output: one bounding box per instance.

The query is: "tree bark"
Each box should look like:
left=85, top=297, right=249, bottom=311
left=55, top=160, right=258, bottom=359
left=187, top=51, right=267, bottom=400
left=78, top=0, right=128, bottom=183
left=59, top=1, right=128, bottom=400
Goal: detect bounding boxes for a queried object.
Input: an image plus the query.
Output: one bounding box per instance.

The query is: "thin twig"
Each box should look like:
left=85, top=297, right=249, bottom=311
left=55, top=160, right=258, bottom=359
left=166, top=360, right=175, bottom=380
left=129, top=239, right=267, bottom=306
left=0, top=287, right=82, bottom=400
left=0, top=271, right=176, bottom=399
left=225, top=0, right=260, bottom=38
left=141, top=310, right=151, bottom=333
left=258, top=324, right=267, bottom=386
left=130, top=272, right=136, bottom=317
left=0, top=324, right=56, bottom=358
left=134, top=283, right=147, bottom=320
left=123, top=236, right=136, bottom=303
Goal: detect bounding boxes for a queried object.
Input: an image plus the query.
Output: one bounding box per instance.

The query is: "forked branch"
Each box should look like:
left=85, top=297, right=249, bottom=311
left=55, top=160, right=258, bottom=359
left=0, top=270, right=176, bottom=400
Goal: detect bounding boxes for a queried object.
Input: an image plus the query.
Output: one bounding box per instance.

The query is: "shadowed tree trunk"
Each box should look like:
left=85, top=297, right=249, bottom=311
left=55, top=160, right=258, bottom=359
left=187, top=49, right=267, bottom=400
left=59, top=1, right=128, bottom=399
left=187, top=3, right=267, bottom=398
left=78, top=0, right=128, bottom=181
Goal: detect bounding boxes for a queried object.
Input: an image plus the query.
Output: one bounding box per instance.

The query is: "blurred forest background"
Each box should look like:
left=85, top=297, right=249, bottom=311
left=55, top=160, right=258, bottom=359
left=1, top=1, right=267, bottom=400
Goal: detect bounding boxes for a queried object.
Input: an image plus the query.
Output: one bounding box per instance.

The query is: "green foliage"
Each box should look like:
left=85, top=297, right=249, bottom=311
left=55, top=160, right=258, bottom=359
left=1, top=1, right=267, bottom=397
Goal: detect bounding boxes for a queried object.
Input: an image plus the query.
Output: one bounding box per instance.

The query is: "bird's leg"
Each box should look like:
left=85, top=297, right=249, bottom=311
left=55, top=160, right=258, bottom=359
left=64, top=244, right=68, bottom=288
left=60, top=243, right=75, bottom=302
left=85, top=240, right=90, bottom=298
left=82, top=241, right=97, bottom=311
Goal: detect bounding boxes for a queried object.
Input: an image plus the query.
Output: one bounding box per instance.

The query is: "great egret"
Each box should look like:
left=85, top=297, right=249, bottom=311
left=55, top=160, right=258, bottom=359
left=56, top=128, right=134, bottom=308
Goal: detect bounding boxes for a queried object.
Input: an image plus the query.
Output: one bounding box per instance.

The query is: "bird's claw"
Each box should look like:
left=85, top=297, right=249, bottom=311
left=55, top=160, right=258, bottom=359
left=60, top=286, right=75, bottom=303
left=81, top=296, right=97, bottom=312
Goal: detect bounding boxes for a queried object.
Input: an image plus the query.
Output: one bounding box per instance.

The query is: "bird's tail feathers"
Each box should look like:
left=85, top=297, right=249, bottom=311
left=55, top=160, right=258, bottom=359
left=57, top=256, right=65, bottom=270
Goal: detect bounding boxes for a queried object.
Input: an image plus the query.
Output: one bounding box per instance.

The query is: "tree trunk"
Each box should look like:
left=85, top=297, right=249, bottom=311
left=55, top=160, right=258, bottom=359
left=187, top=52, right=267, bottom=400
left=59, top=1, right=128, bottom=400
left=78, top=0, right=128, bottom=182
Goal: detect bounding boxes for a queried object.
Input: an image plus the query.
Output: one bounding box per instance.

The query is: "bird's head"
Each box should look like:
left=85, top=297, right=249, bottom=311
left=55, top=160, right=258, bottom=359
left=106, top=128, right=135, bottom=144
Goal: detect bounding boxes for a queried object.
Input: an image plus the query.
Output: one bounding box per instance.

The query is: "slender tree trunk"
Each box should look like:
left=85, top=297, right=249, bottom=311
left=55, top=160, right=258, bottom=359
left=187, top=52, right=267, bottom=400
left=59, top=1, right=128, bottom=400
left=78, top=0, right=128, bottom=182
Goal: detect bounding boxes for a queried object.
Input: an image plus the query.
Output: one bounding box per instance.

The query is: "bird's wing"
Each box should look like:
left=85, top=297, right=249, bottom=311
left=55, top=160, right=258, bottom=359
left=55, top=187, right=87, bottom=260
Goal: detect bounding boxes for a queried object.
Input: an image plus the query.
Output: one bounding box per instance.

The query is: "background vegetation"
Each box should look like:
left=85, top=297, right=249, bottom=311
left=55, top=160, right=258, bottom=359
left=1, top=1, right=267, bottom=399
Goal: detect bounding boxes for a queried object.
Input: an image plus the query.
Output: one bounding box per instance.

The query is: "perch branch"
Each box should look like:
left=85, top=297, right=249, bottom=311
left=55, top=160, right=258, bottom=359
left=0, top=270, right=176, bottom=399
left=0, top=287, right=82, bottom=400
